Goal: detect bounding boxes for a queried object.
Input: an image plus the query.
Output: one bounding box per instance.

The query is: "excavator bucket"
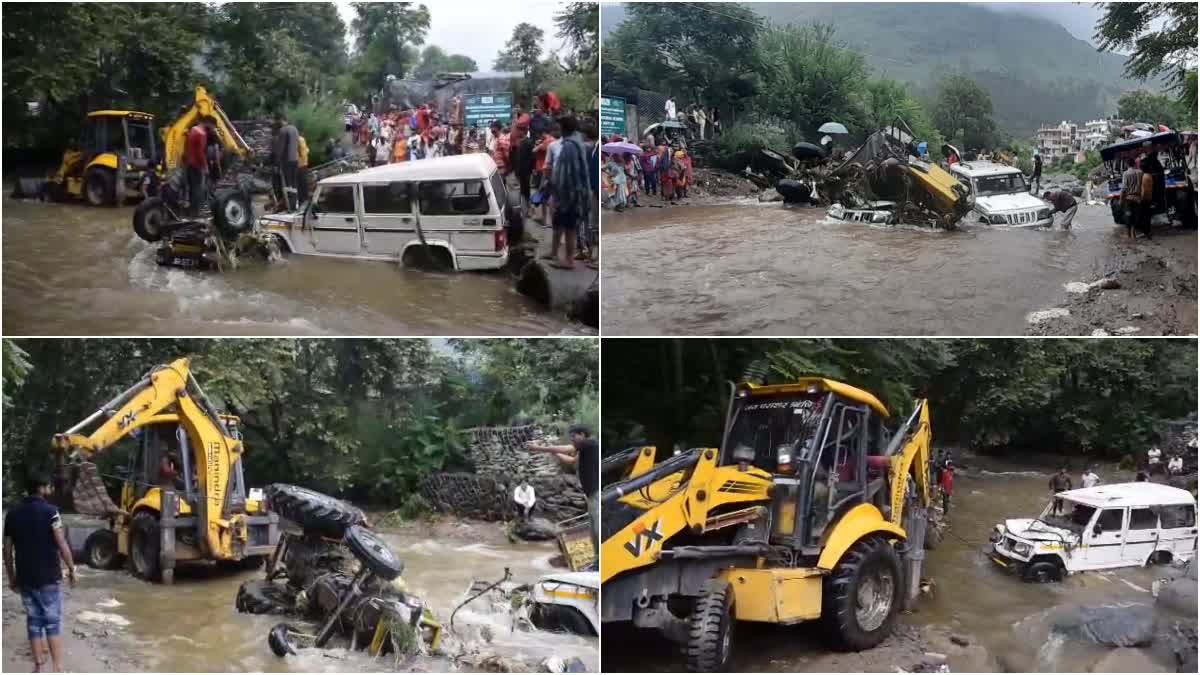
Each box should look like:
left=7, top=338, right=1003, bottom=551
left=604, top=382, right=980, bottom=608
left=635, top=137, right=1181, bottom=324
left=71, top=462, right=121, bottom=516
left=12, top=178, right=48, bottom=200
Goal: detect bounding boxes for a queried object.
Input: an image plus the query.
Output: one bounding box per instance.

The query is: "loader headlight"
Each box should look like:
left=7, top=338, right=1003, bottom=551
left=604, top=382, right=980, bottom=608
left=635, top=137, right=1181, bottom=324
left=732, top=444, right=755, bottom=464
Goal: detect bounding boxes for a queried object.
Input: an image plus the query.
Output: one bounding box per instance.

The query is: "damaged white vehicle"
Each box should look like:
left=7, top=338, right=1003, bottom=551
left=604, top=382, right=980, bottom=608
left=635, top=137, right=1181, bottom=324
left=989, top=482, right=1197, bottom=582
left=950, top=161, right=1053, bottom=227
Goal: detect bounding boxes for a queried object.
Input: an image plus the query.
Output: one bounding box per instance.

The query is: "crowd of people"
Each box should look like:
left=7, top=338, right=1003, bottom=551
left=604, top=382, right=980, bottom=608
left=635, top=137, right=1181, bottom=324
left=601, top=137, right=696, bottom=210
left=338, top=91, right=600, bottom=268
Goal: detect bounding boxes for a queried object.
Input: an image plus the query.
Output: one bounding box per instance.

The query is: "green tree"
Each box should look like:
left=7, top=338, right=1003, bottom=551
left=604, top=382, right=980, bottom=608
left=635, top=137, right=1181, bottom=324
left=931, top=74, right=998, bottom=151
left=554, top=2, right=599, bottom=73
left=494, top=22, right=544, bottom=75
left=1117, top=89, right=1185, bottom=129
left=348, top=2, right=430, bottom=94
left=1094, top=2, right=1197, bottom=94
left=413, top=45, right=478, bottom=78
left=752, top=23, right=868, bottom=140
left=860, top=77, right=945, bottom=159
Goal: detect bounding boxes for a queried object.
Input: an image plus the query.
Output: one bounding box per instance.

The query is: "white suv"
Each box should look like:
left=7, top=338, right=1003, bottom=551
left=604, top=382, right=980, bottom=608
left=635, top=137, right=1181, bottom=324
left=989, top=482, right=1197, bottom=582
left=950, top=161, right=1052, bottom=227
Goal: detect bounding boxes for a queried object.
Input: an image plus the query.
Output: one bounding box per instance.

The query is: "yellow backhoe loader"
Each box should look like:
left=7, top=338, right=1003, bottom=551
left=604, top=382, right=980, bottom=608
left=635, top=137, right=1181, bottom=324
left=159, top=85, right=252, bottom=172
left=601, top=378, right=932, bottom=672
left=52, top=357, right=280, bottom=584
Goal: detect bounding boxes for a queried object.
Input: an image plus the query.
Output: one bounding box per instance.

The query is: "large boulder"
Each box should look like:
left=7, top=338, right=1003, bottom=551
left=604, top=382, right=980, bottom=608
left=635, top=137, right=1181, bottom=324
left=1155, top=560, right=1198, bottom=618
left=1050, top=603, right=1157, bottom=647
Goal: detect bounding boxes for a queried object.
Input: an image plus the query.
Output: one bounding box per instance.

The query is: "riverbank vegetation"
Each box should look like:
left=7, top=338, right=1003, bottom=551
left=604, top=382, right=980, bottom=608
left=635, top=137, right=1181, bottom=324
left=1, top=338, right=598, bottom=507
left=2, top=2, right=597, bottom=160
left=601, top=339, right=1197, bottom=462
left=602, top=2, right=1196, bottom=167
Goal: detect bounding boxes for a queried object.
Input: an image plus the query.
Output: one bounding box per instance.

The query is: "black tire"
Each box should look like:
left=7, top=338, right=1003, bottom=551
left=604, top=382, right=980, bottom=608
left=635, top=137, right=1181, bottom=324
left=401, top=246, right=454, bottom=272
left=530, top=602, right=595, bottom=636
left=268, top=622, right=299, bottom=657
left=506, top=188, right=525, bottom=242
left=213, top=190, right=253, bottom=238
left=236, top=579, right=298, bottom=615
left=129, top=511, right=162, bottom=581
left=133, top=196, right=169, bottom=243
left=1022, top=560, right=1063, bottom=583
left=344, top=524, right=404, bottom=581
left=685, top=578, right=735, bottom=673
left=821, top=537, right=902, bottom=651
left=1148, top=550, right=1173, bottom=566
left=265, top=484, right=365, bottom=538
left=84, top=529, right=121, bottom=570
left=85, top=168, right=116, bottom=206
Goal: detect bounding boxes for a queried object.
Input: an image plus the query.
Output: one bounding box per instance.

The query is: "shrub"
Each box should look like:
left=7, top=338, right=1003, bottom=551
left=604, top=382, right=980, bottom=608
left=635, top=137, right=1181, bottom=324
left=709, top=119, right=792, bottom=171
left=286, top=98, right=343, bottom=166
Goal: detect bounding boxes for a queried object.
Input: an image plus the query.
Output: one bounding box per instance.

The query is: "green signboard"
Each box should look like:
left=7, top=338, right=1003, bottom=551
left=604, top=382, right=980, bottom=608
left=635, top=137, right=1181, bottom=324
left=464, top=93, right=513, bottom=128
left=601, top=96, right=627, bottom=138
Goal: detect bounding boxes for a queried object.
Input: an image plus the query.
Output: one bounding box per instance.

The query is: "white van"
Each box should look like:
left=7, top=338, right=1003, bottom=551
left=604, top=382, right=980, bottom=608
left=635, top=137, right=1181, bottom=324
left=950, top=161, right=1053, bottom=227
left=259, top=154, right=510, bottom=271
left=989, top=482, right=1197, bottom=582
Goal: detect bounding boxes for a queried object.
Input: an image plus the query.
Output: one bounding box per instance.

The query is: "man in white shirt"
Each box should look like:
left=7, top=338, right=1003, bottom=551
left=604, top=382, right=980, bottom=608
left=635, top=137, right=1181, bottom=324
left=1081, top=467, right=1099, bottom=488
left=664, top=96, right=676, bottom=122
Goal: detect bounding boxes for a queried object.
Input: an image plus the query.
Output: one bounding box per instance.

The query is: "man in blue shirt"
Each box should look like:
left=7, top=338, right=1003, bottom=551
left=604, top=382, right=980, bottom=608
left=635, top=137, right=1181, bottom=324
left=4, top=471, right=77, bottom=673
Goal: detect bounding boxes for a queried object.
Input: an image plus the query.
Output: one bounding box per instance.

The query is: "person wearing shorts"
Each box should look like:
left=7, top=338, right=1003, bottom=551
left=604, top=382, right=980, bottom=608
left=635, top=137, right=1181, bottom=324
left=4, top=471, right=77, bottom=673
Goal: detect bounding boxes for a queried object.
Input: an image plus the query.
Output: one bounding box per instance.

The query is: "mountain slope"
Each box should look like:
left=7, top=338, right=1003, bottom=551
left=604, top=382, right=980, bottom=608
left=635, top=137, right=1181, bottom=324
left=602, top=2, right=1149, bottom=136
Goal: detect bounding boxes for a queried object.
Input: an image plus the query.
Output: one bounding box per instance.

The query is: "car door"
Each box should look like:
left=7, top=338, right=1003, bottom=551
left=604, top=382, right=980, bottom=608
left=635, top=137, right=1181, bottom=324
left=1124, top=507, right=1160, bottom=565
left=310, top=183, right=361, bottom=255
left=1083, top=507, right=1127, bottom=568
left=417, top=179, right=495, bottom=256
left=361, top=181, right=415, bottom=258
left=1157, top=504, right=1198, bottom=558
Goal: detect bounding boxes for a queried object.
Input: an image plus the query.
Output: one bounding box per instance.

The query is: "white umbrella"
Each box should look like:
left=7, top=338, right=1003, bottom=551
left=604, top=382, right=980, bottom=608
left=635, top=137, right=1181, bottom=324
left=818, top=122, right=849, bottom=135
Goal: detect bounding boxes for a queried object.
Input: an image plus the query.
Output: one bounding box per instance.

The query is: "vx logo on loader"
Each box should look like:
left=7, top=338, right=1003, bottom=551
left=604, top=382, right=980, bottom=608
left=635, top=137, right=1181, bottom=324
left=624, top=518, right=664, bottom=557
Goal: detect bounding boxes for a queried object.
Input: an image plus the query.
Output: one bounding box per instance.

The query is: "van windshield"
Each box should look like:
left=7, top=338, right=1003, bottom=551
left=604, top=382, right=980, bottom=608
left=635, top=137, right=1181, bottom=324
left=1039, top=500, right=1095, bottom=532
left=975, top=173, right=1028, bottom=196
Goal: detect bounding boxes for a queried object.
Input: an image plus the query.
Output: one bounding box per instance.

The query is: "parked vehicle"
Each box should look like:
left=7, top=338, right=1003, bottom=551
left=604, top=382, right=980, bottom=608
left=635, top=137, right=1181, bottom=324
left=259, top=154, right=516, bottom=272
left=988, top=482, right=1197, bottom=582
left=1100, top=131, right=1197, bottom=229
left=950, top=161, right=1053, bottom=227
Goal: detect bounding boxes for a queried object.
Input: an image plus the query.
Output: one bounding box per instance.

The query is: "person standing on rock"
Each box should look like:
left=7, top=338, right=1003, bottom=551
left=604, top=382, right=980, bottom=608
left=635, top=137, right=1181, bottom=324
left=1031, top=150, right=1043, bottom=194
left=4, top=471, right=77, bottom=674
left=526, top=424, right=600, bottom=554
left=1049, top=467, right=1072, bottom=515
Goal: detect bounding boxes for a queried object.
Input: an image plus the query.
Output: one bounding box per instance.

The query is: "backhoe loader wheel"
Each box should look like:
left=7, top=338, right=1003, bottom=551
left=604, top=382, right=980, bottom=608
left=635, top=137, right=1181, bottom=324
left=265, top=484, right=365, bottom=538
left=85, top=168, right=116, bottom=206
left=822, top=537, right=901, bottom=651
left=84, top=529, right=121, bottom=570
left=133, top=197, right=168, bottom=242
left=129, top=511, right=162, bottom=581
left=685, top=578, right=735, bottom=672
left=344, top=525, right=404, bottom=581
left=236, top=579, right=298, bottom=615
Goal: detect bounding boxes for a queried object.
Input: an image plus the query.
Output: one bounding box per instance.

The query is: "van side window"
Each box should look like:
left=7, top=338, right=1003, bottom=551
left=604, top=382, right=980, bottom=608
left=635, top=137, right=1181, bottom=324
left=1158, top=504, right=1196, bottom=529
left=1096, top=508, right=1124, bottom=532
left=363, top=183, right=412, bottom=214
left=1128, top=508, right=1158, bottom=530
left=316, top=185, right=355, bottom=213
left=419, top=180, right=489, bottom=215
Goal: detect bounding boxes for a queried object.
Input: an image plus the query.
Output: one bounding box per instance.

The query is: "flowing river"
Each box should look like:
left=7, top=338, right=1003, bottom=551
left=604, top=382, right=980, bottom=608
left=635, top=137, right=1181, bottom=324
left=601, top=201, right=1119, bottom=336
left=1, top=525, right=596, bottom=672
left=1, top=196, right=580, bottom=336
left=603, top=458, right=1193, bottom=672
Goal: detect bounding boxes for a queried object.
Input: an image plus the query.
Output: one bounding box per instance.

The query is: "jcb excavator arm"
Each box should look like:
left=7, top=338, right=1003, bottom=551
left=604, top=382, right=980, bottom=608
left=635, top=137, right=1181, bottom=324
left=161, top=86, right=252, bottom=171
left=885, top=398, right=932, bottom=526
left=51, top=357, right=242, bottom=557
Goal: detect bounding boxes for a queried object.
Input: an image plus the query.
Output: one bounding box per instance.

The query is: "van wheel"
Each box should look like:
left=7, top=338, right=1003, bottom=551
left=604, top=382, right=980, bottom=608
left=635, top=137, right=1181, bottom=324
left=822, top=537, right=901, bottom=651
left=401, top=246, right=453, bottom=272
left=84, top=530, right=121, bottom=570
left=85, top=168, right=116, bottom=206
left=685, top=578, right=735, bottom=673
left=1022, top=560, right=1062, bottom=583
left=1148, top=551, right=1173, bottom=566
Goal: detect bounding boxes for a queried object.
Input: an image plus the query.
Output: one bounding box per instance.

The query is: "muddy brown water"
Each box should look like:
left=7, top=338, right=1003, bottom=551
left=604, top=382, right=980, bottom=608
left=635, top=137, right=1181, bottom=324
left=603, top=462, right=1188, bottom=672
left=2, top=196, right=581, bottom=336
left=7, top=530, right=596, bottom=672
left=601, top=200, right=1119, bottom=336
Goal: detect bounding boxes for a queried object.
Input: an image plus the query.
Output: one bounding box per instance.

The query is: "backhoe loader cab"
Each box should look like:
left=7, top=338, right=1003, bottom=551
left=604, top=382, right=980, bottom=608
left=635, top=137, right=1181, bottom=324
left=45, top=111, right=158, bottom=206
left=53, top=358, right=279, bottom=584
left=601, top=378, right=932, bottom=672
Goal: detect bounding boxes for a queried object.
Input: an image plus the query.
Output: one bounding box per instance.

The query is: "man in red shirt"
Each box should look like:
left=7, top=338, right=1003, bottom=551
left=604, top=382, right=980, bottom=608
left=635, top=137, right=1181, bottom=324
left=184, top=124, right=208, bottom=216
left=939, top=460, right=955, bottom=514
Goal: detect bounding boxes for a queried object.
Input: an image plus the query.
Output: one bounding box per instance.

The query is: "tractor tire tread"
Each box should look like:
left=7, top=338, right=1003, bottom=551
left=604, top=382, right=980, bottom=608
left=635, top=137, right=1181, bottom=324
left=685, top=578, right=734, bottom=673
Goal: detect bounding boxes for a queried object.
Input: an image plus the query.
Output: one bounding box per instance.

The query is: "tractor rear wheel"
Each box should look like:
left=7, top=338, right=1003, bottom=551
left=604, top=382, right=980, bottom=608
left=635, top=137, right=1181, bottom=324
left=822, top=537, right=901, bottom=651
left=265, top=484, right=365, bottom=538
left=85, top=168, right=116, bottom=206
left=133, top=197, right=168, bottom=242
left=685, top=578, right=735, bottom=673
left=128, top=511, right=162, bottom=581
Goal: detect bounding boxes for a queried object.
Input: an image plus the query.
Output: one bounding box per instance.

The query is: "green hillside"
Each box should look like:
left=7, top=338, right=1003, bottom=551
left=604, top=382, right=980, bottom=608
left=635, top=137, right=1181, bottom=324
left=602, top=2, right=1150, bottom=136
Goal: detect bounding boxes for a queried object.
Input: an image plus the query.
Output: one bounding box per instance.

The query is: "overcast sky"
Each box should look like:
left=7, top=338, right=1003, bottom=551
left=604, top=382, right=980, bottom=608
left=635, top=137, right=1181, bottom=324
left=979, top=2, right=1109, bottom=45
left=334, top=0, right=570, bottom=70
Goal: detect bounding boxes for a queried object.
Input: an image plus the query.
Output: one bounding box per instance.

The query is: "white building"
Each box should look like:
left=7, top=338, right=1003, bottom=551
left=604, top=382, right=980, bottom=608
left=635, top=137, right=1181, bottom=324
left=1081, top=119, right=1114, bottom=151
left=1036, top=121, right=1079, bottom=161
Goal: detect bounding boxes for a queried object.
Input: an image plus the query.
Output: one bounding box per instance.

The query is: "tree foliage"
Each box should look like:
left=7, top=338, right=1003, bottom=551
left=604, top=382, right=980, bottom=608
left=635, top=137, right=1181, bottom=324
left=601, top=339, right=1197, bottom=463
left=554, top=2, right=600, bottom=73
left=1094, top=1, right=1197, bottom=94
left=1117, top=89, right=1192, bottom=131
left=930, top=74, right=998, bottom=151
left=348, top=1, right=431, bottom=98
left=2, top=339, right=598, bottom=504
left=413, top=46, right=478, bottom=78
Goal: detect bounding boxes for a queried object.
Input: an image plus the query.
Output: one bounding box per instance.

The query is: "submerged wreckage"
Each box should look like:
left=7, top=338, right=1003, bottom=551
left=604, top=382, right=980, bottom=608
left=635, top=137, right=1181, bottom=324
left=239, top=484, right=597, bottom=669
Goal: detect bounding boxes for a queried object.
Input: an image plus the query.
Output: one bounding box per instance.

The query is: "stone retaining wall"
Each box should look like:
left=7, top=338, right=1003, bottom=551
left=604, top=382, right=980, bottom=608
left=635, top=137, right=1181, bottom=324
left=419, top=425, right=586, bottom=522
